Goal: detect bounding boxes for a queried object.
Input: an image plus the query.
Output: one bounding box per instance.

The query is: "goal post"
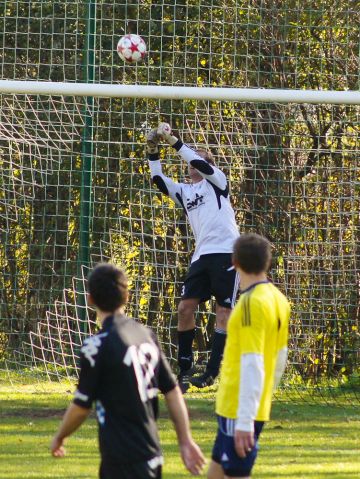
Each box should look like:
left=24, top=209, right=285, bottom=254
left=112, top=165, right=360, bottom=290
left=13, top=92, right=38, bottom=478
left=0, top=1, right=359, bottom=402
left=0, top=84, right=359, bottom=400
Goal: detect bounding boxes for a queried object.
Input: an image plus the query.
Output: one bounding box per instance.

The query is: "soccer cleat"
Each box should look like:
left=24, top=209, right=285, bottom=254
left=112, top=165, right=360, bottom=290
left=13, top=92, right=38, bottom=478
left=189, top=371, right=215, bottom=389
left=177, top=368, right=196, bottom=394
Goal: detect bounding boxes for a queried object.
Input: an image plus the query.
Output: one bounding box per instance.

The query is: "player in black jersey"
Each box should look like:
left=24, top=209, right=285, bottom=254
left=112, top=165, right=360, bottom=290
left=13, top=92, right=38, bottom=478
left=50, top=263, right=205, bottom=479
left=147, top=124, right=240, bottom=392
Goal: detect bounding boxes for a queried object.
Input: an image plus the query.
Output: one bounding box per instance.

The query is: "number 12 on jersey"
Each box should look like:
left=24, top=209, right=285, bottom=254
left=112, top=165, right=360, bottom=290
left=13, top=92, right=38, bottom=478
left=123, top=343, right=159, bottom=402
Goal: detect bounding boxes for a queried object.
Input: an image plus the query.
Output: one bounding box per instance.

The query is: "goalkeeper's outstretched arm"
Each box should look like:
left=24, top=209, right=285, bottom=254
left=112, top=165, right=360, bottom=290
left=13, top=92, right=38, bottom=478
left=146, top=129, right=183, bottom=207
left=157, top=123, right=228, bottom=192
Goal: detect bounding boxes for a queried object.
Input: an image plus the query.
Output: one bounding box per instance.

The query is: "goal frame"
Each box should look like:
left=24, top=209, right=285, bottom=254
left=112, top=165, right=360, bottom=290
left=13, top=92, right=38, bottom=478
left=0, top=80, right=359, bottom=104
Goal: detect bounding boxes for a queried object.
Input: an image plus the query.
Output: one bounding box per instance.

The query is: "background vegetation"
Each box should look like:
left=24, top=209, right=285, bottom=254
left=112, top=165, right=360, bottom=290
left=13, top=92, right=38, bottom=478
left=0, top=1, right=359, bottom=391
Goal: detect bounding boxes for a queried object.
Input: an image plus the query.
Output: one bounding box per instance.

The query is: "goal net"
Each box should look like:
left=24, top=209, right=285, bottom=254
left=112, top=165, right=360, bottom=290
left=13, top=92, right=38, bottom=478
left=0, top=1, right=359, bottom=401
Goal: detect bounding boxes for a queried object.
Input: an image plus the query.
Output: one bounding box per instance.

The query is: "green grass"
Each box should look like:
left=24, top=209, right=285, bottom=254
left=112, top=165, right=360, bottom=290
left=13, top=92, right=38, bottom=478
left=1, top=383, right=360, bottom=478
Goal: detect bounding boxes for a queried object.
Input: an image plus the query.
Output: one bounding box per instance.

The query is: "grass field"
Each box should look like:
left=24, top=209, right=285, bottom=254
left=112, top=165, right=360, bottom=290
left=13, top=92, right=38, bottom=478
left=1, top=382, right=360, bottom=479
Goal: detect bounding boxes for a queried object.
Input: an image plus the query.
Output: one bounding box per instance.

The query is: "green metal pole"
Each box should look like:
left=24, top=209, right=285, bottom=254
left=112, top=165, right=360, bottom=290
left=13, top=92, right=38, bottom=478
left=78, top=0, right=96, bottom=335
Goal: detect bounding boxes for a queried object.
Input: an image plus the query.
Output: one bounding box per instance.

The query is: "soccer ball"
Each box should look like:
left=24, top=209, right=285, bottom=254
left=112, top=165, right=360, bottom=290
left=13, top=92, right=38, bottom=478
left=117, top=34, right=147, bottom=63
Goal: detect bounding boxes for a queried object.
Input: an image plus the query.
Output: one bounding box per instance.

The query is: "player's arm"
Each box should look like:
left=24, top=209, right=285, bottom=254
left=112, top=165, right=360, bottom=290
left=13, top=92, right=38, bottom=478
left=50, top=403, right=91, bottom=457
left=146, top=128, right=183, bottom=207
left=273, top=346, right=288, bottom=390
left=50, top=335, right=102, bottom=457
left=235, top=353, right=265, bottom=458
left=165, top=386, right=206, bottom=476
left=273, top=305, right=290, bottom=390
left=153, top=336, right=205, bottom=476
left=234, top=299, right=266, bottom=458
left=157, top=122, right=228, bottom=191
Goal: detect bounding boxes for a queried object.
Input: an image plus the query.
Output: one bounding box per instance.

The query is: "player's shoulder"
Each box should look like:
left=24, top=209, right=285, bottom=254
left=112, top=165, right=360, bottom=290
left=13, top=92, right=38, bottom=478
left=119, top=315, right=151, bottom=332
left=80, top=331, right=109, bottom=366
left=239, top=283, right=263, bottom=307
left=82, top=331, right=109, bottom=349
left=269, top=283, right=291, bottom=309
left=234, top=286, right=263, bottom=326
left=113, top=315, right=158, bottom=344
left=239, top=282, right=276, bottom=314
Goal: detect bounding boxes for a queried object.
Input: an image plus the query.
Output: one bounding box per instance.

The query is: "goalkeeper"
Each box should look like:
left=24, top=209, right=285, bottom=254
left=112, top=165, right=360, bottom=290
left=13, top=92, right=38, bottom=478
left=147, top=123, right=240, bottom=392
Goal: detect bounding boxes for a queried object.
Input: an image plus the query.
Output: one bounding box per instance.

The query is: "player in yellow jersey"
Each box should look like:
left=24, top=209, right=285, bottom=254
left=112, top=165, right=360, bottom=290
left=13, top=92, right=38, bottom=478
left=208, top=233, right=290, bottom=479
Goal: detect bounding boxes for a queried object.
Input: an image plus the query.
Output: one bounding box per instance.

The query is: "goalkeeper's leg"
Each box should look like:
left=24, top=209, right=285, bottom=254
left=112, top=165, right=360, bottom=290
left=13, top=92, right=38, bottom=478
left=189, top=253, right=239, bottom=389
left=207, top=305, right=230, bottom=375
left=189, top=306, right=230, bottom=389
left=177, top=298, right=199, bottom=392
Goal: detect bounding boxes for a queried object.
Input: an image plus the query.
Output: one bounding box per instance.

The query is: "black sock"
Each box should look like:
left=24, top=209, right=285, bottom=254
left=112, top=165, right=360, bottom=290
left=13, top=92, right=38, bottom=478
left=206, top=329, right=227, bottom=377
left=177, top=328, right=195, bottom=373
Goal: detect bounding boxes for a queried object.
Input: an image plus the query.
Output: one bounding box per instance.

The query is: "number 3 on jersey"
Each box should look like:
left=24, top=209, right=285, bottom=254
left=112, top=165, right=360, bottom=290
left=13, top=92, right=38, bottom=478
left=123, top=343, right=159, bottom=402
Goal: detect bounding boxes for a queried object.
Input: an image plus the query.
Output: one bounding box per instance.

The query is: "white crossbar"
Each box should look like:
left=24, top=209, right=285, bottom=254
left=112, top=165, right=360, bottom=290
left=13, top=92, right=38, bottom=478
left=0, top=80, right=359, bottom=104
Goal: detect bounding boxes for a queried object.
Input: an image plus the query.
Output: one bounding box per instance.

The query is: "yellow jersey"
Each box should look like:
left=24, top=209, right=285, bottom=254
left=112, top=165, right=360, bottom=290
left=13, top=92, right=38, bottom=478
left=216, top=280, right=290, bottom=421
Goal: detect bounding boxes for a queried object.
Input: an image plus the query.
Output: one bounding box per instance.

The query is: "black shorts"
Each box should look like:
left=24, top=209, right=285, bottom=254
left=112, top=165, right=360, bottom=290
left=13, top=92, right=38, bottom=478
left=212, top=418, right=264, bottom=477
left=181, top=253, right=239, bottom=308
left=99, top=458, right=162, bottom=479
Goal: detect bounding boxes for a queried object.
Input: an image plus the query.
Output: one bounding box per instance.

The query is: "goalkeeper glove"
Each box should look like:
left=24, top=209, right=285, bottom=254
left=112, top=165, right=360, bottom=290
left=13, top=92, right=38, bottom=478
left=146, top=128, right=160, bottom=155
left=157, top=122, right=178, bottom=146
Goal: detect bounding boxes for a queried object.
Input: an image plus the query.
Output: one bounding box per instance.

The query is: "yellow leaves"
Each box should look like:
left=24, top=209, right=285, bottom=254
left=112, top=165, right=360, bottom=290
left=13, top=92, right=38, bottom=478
left=127, top=250, right=138, bottom=260
left=15, top=242, right=28, bottom=259
left=68, top=218, right=76, bottom=238
left=308, top=355, right=319, bottom=365
left=139, top=296, right=148, bottom=307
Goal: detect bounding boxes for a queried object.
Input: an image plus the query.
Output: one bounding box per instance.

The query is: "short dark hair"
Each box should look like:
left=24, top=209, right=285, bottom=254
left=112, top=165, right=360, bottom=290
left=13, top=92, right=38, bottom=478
left=233, top=233, right=272, bottom=274
left=88, top=263, right=128, bottom=312
left=196, top=149, right=215, bottom=165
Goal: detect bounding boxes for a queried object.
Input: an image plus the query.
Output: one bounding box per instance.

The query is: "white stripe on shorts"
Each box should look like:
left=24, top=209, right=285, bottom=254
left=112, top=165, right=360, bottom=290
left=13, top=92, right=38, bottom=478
left=231, top=271, right=240, bottom=308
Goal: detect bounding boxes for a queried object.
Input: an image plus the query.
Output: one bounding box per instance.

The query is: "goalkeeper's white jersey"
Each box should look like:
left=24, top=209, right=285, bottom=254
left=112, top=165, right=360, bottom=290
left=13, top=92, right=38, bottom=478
left=149, top=143, right=239, bottom=263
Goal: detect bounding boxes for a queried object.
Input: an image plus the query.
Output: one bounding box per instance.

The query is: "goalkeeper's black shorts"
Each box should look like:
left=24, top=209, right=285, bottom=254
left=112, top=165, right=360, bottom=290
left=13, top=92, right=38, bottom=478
left=181, top=253, right=239, bottom=308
